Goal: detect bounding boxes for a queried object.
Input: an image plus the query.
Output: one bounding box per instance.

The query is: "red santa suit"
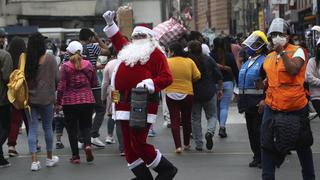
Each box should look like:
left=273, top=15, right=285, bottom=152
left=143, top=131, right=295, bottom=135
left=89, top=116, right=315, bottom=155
left=104, top=23, right=173, bottom=170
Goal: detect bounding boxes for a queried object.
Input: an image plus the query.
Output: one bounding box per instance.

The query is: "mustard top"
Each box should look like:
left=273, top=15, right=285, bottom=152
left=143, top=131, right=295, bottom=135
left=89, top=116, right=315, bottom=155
left=165, top=56, right=201, bottom=95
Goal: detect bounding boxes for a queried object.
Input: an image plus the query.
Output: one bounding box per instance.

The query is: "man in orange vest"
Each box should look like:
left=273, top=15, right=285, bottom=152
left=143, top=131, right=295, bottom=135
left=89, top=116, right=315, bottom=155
left=261, top=18, right=315, bottom=180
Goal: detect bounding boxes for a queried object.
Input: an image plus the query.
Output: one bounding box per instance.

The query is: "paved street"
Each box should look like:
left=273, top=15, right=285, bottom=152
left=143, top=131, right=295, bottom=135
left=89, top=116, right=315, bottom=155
left=1, top=104, right=319, bottom=180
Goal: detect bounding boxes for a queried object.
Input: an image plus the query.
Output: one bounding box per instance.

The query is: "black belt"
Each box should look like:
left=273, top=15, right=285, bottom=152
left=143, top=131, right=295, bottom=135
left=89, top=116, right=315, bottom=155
left=120, top=91, right=160, bottom=103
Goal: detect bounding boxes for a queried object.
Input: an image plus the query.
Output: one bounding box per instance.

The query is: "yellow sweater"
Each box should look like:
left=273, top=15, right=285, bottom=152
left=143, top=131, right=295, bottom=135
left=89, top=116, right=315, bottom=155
left=165, top=56, right=201, bottom=95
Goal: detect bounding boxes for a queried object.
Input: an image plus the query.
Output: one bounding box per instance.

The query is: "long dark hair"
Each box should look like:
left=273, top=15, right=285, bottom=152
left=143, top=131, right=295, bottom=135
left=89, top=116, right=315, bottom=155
left=8, top=37, right=26, bottom=70
left=187, top=40, right=208, bottom=78
left=168, top=41, right=187, bottom=57
left=212, top=37, right=226, bottom=64
left=26, top=33, right=46, bottom=84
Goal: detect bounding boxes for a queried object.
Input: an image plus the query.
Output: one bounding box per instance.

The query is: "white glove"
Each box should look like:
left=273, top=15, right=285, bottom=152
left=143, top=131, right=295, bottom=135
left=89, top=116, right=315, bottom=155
left=103, top=11, right=115, bottom=25
left=136, top=79, right=155, bottom=94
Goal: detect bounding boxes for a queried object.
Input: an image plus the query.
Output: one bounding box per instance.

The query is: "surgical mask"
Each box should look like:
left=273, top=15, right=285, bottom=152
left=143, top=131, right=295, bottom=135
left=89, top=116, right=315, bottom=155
left=246, top=48, right=256, bottom=57
left=272, top=35, right=287, bottom=46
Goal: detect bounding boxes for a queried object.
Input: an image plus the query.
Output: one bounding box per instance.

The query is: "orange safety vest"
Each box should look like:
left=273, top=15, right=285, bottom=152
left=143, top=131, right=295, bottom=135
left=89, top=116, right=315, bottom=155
left=263, top=44, right=308, bottom=112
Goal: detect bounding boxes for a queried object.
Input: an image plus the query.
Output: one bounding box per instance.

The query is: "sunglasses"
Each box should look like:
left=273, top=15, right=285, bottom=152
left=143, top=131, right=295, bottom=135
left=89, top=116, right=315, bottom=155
left=132, top=33, right=148, bottom=39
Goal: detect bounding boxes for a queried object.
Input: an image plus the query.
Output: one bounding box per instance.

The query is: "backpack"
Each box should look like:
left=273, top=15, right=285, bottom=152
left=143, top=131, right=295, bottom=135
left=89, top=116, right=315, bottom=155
left=7, top=53, right=29, bottom=110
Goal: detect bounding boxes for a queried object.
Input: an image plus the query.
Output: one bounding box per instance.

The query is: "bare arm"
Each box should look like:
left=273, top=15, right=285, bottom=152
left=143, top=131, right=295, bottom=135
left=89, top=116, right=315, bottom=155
left=276, top=45, right=304, bottom=75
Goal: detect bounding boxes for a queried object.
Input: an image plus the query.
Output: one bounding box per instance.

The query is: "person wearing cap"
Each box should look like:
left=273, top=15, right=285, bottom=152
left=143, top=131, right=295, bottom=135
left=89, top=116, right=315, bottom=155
left=25, top=33, right=60, bottom=171
left=306, top=38, right=320, bottom=122
left=103, top=11, right=176, bottom=180
left=238, top=30, right=269, bottom=168
left=0, top=29, right=6, bottom=49
left=261, top=18, right=315, bottom=180
left=56, top=41, right=97, bottom=164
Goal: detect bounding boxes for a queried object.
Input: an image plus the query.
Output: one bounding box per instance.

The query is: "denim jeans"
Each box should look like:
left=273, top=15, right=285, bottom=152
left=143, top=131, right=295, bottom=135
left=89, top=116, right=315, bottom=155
left=217, top=81, right=234, bottom=127
left=28, top=104, right=54, bottom=153
left=261, top=106, right=315, bottom=180
left=191, top=94, right=218, bottom=148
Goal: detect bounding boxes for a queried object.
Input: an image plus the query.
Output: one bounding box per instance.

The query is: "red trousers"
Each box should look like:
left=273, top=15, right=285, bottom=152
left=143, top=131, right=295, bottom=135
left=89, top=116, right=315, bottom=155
left=120, top=121, right=157, bottom=168
left=7, top=108, right=28, bottom=146
left=166, top=95, right=193, bottom=149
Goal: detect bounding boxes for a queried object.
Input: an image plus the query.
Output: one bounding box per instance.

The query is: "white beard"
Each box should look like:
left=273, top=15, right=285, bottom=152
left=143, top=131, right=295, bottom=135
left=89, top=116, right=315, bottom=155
left=117, top=39, right=158, bottom=67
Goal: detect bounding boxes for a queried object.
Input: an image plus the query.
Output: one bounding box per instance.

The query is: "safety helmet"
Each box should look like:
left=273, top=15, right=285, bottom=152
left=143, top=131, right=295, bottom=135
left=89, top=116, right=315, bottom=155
left=242, top=30, right=269, bottom=51
left=267, top=18, right=289, bottom=37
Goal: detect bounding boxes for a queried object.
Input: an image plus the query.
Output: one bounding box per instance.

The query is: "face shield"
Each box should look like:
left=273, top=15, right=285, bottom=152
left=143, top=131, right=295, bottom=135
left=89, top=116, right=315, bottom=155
left=242, top=33, right=266, bottom=51
left=267, top=18, right=289, bottom=37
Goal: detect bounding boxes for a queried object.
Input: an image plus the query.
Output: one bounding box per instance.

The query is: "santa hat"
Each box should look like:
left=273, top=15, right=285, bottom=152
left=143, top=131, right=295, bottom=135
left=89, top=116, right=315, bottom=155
left=132, top=26, right=155, bottom=38
left=67, top=41, right=83, bottom=55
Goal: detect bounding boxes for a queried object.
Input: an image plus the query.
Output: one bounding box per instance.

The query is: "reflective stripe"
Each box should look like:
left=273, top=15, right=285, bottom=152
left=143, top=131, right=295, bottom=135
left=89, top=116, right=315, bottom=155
left=238, top=89, right=264, bottom=95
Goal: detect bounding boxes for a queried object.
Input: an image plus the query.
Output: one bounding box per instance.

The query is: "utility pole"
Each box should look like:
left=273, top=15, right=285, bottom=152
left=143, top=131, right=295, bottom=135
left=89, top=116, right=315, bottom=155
left=279, top=3, right=284, bottom=18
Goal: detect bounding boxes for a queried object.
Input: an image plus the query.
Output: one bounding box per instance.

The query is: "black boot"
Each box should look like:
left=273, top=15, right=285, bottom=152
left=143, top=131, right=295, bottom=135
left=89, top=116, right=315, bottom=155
left=153, top=156, right=178, bottom=180
left=131, top=163, right=154, bottom=180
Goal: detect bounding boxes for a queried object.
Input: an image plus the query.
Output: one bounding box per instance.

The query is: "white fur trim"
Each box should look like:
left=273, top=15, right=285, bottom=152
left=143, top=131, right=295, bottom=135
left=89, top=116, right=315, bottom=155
left=147, top=149, right=162, bottom=168
left=132, top=26, right=155, bottom=38
left=103, top=23, right=119, bottom=38
left=115, top=111, right=157, bottom=124
left=128, top=158, right=144, bottom=170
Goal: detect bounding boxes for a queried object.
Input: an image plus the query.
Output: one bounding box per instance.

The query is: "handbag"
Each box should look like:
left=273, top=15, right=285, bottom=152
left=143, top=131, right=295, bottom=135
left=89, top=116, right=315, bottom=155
left=129, top=88, right=148, bottom=130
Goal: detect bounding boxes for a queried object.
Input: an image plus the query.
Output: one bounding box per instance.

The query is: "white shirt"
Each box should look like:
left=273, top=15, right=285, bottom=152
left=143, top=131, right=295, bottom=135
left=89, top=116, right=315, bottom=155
left=277, top=48, right=305, bottom=61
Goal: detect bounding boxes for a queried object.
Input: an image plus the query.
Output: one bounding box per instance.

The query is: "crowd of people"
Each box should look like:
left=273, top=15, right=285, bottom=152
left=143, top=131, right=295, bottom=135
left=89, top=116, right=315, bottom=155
left=0, top=10, right=318, bottom=180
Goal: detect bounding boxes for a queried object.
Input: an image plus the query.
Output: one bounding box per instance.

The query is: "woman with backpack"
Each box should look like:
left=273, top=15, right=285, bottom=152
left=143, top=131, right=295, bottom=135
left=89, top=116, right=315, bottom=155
left=7, top=37, right=28, bottom=157
left=25, top=33, right=60, bottom=171
left=56, top=41, right=97, bottom=164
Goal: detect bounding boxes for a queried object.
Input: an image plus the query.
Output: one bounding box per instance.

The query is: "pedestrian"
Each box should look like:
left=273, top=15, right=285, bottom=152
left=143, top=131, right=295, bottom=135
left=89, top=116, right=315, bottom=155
left=165, top=41, right=201, bottom=153
left=238, top=31, right=269, bottom=168
left=101, top=55, right=124, bottom=155
left=103, top=10, right=177, bottom=180
left=306, top=38, right=320, bottom=116
left=7, top=37, right=29, bottom=157
left=78, top=28, right=110, bottom=148
left=56, top=41, right=97, bottom=164
left=188, top=40, right=223, bottom=151
left=0, top=43, right=13, bottom=167
left=188, top=31, right=211, bottom=56
left=210, top=37, right=239, bottom=138
left=0, top=29, right=7, bottom=50
left=261, top=18, right=315, bottom=180
left=25, top=33, right=60, bottom=171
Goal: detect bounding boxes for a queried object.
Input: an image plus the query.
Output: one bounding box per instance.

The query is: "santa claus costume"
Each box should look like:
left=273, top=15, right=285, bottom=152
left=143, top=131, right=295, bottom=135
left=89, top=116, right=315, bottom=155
left=103, top=11, right=178, bottom=180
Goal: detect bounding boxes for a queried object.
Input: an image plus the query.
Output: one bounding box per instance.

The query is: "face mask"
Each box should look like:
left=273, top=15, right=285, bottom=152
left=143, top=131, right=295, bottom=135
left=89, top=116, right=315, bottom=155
left=246, top=48, right=256, bottom=57
left=272, top=35, right=287, bottom=47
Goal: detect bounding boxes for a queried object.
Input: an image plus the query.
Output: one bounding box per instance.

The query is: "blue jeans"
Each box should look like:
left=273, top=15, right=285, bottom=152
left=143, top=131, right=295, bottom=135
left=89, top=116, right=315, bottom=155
left=261, top=106, right=315, bottom=180
left=28, top=104, right=54, bottom=153
left=217, top=81, right=234, bottom=127
left=191, top=94, right=218, bottom=148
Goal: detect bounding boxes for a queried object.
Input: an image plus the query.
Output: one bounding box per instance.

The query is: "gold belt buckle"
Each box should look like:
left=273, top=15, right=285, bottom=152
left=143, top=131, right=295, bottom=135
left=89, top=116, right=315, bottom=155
left=111, top=90, right=120, bottom=103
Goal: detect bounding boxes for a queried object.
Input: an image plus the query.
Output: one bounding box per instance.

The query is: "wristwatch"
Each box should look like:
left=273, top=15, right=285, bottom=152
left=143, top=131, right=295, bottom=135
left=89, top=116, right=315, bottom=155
left=279, top=51, right=287, bottom=56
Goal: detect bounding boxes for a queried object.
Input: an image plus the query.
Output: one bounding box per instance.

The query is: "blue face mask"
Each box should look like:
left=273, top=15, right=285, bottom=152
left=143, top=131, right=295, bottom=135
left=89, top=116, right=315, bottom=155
left=246, top=48, right=256, bottom=56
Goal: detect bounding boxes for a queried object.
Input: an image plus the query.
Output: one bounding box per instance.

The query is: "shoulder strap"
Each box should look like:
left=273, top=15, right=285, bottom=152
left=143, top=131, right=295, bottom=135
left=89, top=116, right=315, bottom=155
left=19, top=53, right=26, bottom=72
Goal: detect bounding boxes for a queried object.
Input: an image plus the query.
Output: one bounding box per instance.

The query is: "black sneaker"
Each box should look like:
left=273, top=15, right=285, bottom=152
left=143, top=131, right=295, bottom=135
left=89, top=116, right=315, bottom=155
left=249, top=159, right=261, bottom=168
left=205, top=132, right=213, bottom=150
left=56, top=141, right=64, bottom=149
left=195, top=147, right=203, bottom=151
left=218, top=127, right=227, bottom=138
left=8, top=149, right=19, bottom=157
left=0, top=158, right=11, bottom=168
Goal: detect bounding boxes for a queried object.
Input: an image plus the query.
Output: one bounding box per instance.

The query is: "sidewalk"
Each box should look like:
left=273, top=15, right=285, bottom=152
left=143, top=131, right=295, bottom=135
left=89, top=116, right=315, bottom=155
left=1, top=104, right=319, bottom=180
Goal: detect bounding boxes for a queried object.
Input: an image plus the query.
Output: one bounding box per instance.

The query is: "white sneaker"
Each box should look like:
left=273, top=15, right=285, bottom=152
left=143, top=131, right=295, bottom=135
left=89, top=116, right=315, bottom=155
left=30, top=161, right=41, bottom=171
left=91, top=137, right=105, bottom=147
left=78, top=142, right=84, bottom=149
left=46, top=156, right=59, bottom=167
left=105, top=136, right=116, bottom=144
